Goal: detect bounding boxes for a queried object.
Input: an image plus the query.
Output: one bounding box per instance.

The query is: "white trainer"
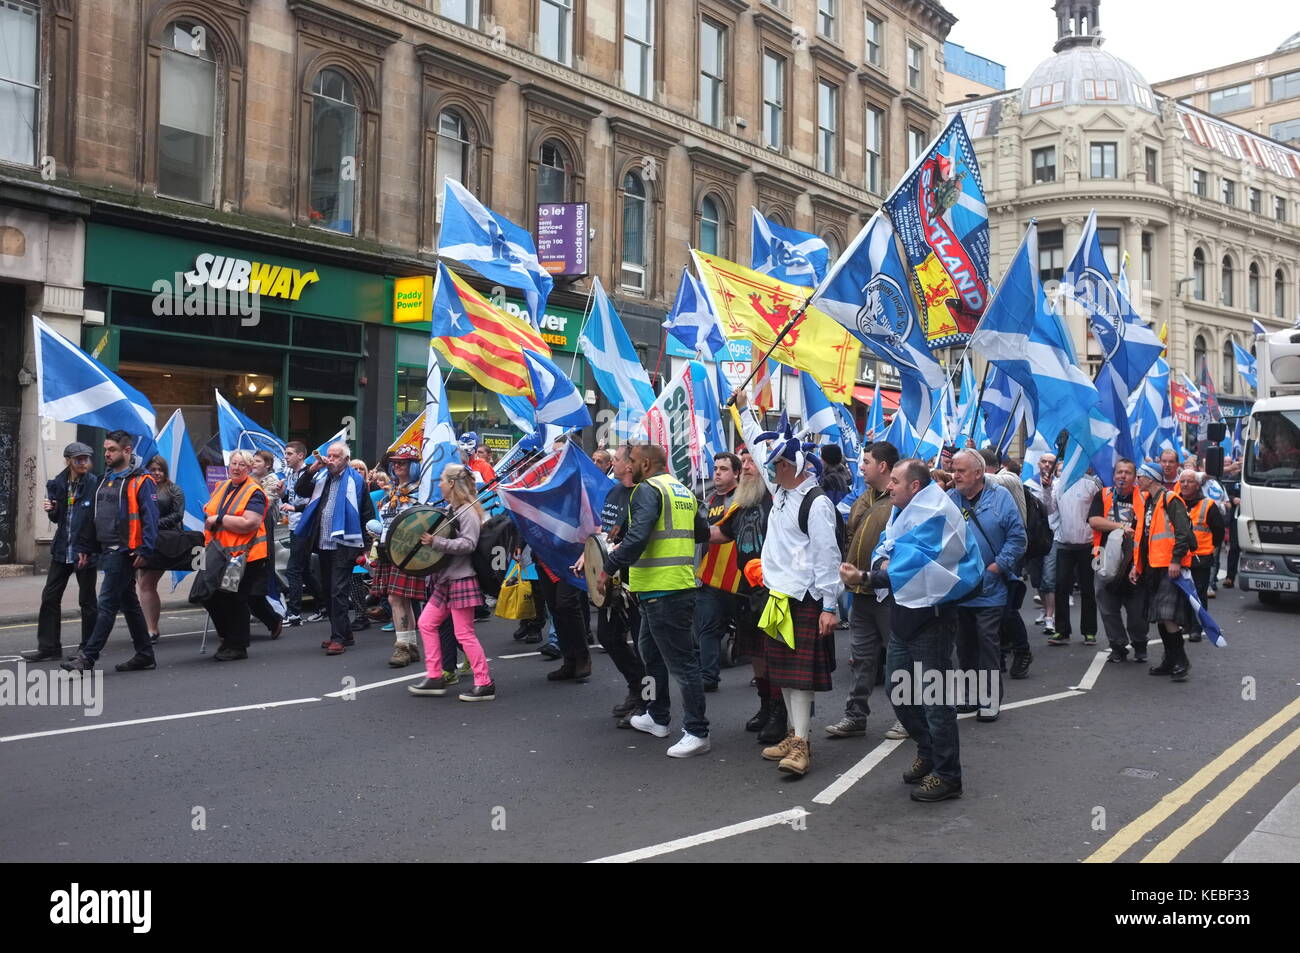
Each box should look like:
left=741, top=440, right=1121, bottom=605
left=883, top=720, right=908, bottom=740
left=629, top=712, right=670, bottom=738
left=666, top=731, right=712, bottom=758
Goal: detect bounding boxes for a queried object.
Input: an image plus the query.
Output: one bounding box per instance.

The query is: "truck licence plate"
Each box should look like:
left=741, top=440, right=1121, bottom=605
left=1249, top=578, right=1298, bottom=592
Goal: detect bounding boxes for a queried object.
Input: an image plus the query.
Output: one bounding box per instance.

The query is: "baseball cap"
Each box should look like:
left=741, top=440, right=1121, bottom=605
left=64, top=442, right=93, bottom=459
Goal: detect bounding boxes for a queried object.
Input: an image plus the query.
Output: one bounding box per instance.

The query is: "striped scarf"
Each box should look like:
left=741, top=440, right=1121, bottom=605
left=301, top=467, right=364, bottom=548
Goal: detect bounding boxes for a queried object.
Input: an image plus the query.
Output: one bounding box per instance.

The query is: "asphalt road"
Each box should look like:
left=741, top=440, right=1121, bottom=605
left=1, top=585, right=1297, bottom=863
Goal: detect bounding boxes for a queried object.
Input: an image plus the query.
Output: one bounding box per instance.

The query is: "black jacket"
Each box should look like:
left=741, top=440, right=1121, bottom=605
left=155, top=481, right=186, bottom=532
left=603, top=474, right=709, bottom=578
left=46, top=468, right=99, bottom=563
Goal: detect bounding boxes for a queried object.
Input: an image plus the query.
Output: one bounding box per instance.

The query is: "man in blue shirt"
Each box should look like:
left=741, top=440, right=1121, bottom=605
left=947, top=449, right=1026, bottom=722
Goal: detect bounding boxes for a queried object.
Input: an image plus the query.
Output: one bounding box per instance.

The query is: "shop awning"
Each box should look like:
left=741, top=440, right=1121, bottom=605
left=852, top=385, right=900, bottom=410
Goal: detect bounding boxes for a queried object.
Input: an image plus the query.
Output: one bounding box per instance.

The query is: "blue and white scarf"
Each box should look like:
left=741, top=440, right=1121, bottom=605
left=298, top=467, right=364, bottom=547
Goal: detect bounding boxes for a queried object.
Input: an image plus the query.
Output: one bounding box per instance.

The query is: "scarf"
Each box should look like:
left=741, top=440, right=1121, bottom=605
left=300, top=466, right=364, bottom=547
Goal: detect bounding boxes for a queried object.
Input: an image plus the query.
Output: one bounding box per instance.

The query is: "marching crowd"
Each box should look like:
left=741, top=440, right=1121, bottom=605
left=24, top=402, right=1238, bottom=804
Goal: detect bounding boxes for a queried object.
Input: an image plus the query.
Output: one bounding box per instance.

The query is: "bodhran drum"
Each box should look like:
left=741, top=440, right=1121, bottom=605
left=383, top=505, right=456, bottom=576
left=583, top=533, right=615, bottom=607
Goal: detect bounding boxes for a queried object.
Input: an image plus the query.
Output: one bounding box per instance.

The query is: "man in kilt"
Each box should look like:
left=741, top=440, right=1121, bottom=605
left=735, top=389, right=843, bottom=777
left=1133, top=463, right=1197, bottom=682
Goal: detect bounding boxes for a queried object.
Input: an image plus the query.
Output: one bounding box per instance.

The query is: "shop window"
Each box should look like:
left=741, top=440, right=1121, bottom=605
left=289, top=354, right=356, bottom=395
left=309, top=68, right=359, bottom=234
left=292, top=315, right=362, bottom=353
left=0, top=0, right=39, bottom=166
left=158, top=22, right=218, bottom=203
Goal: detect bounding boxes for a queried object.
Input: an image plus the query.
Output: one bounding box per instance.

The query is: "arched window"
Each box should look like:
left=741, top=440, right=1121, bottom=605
left=537, top=139, right=570, bottom=205
left=821, top=232, right=841, bottom=262
left=1276, top=268, right=1287, bottom=318
left=1193, top=334, right=1207, bottom=379
left=699, top=195, right=720, bottom=255
left=309, top=68, right=358, bottom=234
left=621, top=171, right=648, bottom=293
left=434, top=109, right=471, bottom=228
left=1221, top=255, right=1234, bottom=307
left=1222, top=339, right=1235, bottom=394
left=158, top=21, right=218, bottom=203
left=1192, top=248, right=1206, bottom=300
left=1248, top=261, right=1261, bottom=312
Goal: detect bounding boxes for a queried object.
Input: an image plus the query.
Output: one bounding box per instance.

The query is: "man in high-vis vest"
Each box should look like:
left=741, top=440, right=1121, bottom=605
left=1176, top=469, right=1224, bottom=643
left=598, top=444, right=711, bottom=758
left=1086, top=458, right=1149, bottom=664
left=64, top=429, right=159, bottom=674
left=1134, top=463, right=1197, bottom=681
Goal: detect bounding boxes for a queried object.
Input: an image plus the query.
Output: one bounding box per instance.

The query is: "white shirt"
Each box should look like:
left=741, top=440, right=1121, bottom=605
left=1050, top=473, right=1101, bottom=545
left=741, top=413, right=843, bottom=606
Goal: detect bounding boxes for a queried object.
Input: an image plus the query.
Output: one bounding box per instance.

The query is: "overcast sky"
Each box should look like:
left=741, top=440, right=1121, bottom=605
left=943, top=0, right=1295, bottom=89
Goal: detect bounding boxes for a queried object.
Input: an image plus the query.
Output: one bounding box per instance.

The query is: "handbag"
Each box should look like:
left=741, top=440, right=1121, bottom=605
left=494, top=560, right=537, bottom=621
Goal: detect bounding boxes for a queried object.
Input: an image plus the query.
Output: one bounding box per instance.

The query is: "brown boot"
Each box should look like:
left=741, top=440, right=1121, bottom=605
left=761, top=729, right=797, bottom=761
left=778, top=737, right=811, bottom=776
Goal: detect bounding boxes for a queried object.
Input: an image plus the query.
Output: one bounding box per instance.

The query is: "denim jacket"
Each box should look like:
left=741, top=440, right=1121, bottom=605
left=948, top=482, right=1027, bottom=608
left=46, top=469, right=100, bottom=564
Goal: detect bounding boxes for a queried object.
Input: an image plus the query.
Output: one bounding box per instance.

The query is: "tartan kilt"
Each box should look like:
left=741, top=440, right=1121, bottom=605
left=763, top=594, right=836, bottom=692
left=733, top=587, right=769, bottom=660
left=1145, top=571, right=1196, bottom=628
left=373, top=561, right=429, bottom=601
left=429, top=575, right=484, bottom=610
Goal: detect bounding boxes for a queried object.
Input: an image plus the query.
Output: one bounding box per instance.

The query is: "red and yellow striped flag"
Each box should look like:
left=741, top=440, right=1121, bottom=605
left=432, top=270, right=551, bottom=397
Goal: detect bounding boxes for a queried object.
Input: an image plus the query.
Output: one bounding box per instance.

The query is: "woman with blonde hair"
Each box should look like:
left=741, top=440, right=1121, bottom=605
left=409, top=464, right=495, bottom=701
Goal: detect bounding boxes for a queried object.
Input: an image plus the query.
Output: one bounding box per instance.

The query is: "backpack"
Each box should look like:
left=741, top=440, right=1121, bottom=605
left=472, top=513, right=520, bottom=597
left=1022, top=489, right=1054, bottom=559
left=798, top=486, right=848, bottom=558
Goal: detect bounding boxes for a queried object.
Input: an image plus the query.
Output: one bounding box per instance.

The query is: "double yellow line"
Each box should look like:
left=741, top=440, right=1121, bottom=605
left=1085, top=695, right=1300, bottom=863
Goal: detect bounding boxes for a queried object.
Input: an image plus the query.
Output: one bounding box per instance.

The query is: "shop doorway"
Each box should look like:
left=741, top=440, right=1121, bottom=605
left=288, top=393, right=357, bottom=457
left=0, top=282, right=25, bottom=563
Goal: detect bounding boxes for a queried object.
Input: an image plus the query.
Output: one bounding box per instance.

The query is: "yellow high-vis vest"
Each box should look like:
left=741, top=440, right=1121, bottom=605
left=627, top=473, right=698, bottom=593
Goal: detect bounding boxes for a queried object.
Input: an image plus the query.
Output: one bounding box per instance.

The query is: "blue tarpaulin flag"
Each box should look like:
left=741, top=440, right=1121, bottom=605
left=497, top=441, right=612, bottom=591
left=872, top=481, right=983, bottom=609
left=751, top=208, right=829, bottom=288
left=579, top=277, right=656, bottom=433
left=437, top=178, right=553, bottom=327
left=882, top=114, right=991, bottom=350
left=1232, top=340, right=1258, bottom=391
left=664, top=267, right=726, bottom=357
left=215, top=388, right=283, bottom=469
left=523, top=349, right=592, bottom=430
left=33, top=315, right=158, bottom=462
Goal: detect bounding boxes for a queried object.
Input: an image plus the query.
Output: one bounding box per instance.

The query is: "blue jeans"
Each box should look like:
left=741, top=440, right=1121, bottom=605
left=887, top=605, right=961, bottom=783
left=81, top=549, right=153, bottom=663
left=692, top=585, right=735, bottom=687
left=639, top=589, right=709, bottom=738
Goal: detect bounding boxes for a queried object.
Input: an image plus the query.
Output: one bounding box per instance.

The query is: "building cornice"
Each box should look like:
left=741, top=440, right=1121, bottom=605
left=414, top=45, right=510, bottom=88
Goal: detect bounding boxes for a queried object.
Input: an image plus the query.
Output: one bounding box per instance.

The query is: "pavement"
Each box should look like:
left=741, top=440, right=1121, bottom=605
left=1, top=581, right=1297, bottom=863
left=0, top=569, right=195, bottom=626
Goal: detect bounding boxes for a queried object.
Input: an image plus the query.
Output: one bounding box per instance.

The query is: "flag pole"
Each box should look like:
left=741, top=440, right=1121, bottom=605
left=566, top=279, right=599, bottom=380
left=994, top=389, right=1023, bottom=456
left=721, top=297, right=811, bottom=409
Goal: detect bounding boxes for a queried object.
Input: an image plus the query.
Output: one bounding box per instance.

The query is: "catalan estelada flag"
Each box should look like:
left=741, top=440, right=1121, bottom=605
left=691, top=251, right=860, bottom=402
left=431, top=266, right=550, bottom=397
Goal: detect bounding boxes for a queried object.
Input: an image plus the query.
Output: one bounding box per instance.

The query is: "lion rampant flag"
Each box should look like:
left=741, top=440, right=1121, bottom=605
left=387, top=411, right=425, bottom=457
left=691, top=251, right=860, bottom=403
left=431, top=269, right=551, bottom=397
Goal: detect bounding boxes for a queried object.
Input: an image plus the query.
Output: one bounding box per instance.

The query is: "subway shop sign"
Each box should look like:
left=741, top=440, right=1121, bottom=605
left=183, top=252, right=320, bottom=301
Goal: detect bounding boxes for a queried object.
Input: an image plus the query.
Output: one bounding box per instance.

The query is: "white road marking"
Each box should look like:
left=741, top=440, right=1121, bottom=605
left=498, top=651, right=542, bottom=659
left=1072, top=650, right=1111, bottom=691
left=0, top=697, right=322, bottom=743
left=813, top=739, right=904, bottom=804
left=587, top=807, right=810, bottom=863
left=323, top=674, right=423, bottom=697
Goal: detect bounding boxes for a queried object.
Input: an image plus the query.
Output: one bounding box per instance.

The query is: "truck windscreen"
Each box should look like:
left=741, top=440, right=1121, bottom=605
left=1245, top=410, right=1300, bottom=486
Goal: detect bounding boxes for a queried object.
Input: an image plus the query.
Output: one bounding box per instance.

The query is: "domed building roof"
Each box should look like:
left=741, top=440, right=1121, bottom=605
left=1020, top=41, right=1157, bottom=115
left=1280, top=30, right=1300, bottom=52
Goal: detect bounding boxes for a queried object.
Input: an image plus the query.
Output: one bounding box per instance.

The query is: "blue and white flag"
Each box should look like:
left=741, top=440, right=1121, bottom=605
left=1171, top=574, right=1225, bottom=647
left=1129, top=356, right=1176, bottom=462
left=1252, top=317, right=1268, bottom=337
left=215, top=388, right=283, bottom=468
left=1231, top=416, right=1244, bottom=459
left=664, top=267, right=726, bottom=356
left=156, top=410, right=208, bottom=533
left=940, top=375, right=959, bottom=447
left=751, top=208, right=829, bottom=288
left=863, top=380, right=885, bottom=442
left=799, top=369, right=839, bottom=437
left=497, top=441, right=611, bottom=591
left=1088, top=363, right=1134, bottom=484
left=954, top=357, right=981, bottom=448
left=429, top=262, right=476, bottom=338
left=1232, top=340, right=1257, bottom=391
left=579, top=277, right=656, bottom=431
left=33, top=315, right=157, bottom=462
left=524, top=349, right=592, bottom=431
left=312, top=426, right=351, bottom=462
left=872, top=481, right=983, bottom=609
left=811, top=211, right=947, bottom=436
left=880, top=397, right=942, bottom=461
left=418, top=353, right=461, bottom=505
left=438, top=178, right=553, bottom=327
left=980, top=365, right=1027, bottom=457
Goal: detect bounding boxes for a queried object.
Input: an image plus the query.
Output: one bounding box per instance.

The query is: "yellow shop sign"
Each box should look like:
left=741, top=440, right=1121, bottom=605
left=393, top=275, right=433, bottom=323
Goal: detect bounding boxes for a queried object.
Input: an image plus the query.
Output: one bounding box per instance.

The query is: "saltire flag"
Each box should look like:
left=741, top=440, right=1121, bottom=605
left=215, top=388, right=283, bottom=468
left=1129, top=357, right=1175, bottom=462
left=751, top=208, right=829, bottom=287
left=33, top=315, right=158, bottom=462
left=430, top=267, right=550, bottom=397
left=498, top=392, right=539, bottom=435
left=1252, top=317, right=1268, bottom=337
left=871, top=481, right=983, bottom=609
left=1232, top=340, right=1258, bottom=391
left=312, top=425, right=351, bottom=461
left=1062, top=211, right=1163, bottom=393
left=579, top=276, right=656, bottom=432
left=980, top=365, right=1027, bottom=457
left=798, top=369, right=839, bottom=436
left=1058, top=404, right=1120, bottom=490
left=153, top=409, right=210, bottom=590
left=1171, top=575, right=1226, bottom=647
left=863, top=380, right=885, bottom=442
left=810, top=210, right=947, bottom=432
left=523, top=349, right=591, bottom=430
left=664, top=267, right=727, bottom=357
left=798, top=369, right=867, bottom=500
left=880, top=394, right=942, bottom=461
left=418, top=350, right=460, bottom=505
left=882, top=114, right=991, bottom=350
left=955, top=357, right=981, bottom=448
left=1171, top=374, right=1201, bottom=423
left=1088, top=363, right=1135, bottom=484
left=1020, top=429, right=1055, bottom=482
left=497, top=440, right=611, bottom=591
left=692, top=250, right=860, bottom=402
left=387, top=411, right=425, bottom=458
left=641, top=360, right=723, bottom=485
left=1231, top=416, right=1244, bottom=459
left=437, top=178, right=553, bottom=327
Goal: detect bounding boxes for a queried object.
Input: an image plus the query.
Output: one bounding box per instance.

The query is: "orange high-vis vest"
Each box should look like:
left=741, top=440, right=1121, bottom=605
left=204, top=479, right=269, bottom=562
left=1144, top=493, right=1192, bottom=569
left=1092, top=486, right=1147, bottom=553
left=123, top=473, right=153, bottom=550
left=1185, top=497, right=1215, bottom=557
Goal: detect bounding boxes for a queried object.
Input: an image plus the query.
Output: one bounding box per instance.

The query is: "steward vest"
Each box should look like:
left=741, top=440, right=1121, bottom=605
left=1144, top=493, right=1192, bottom=569
left=1091, top=486, right=1147, bottom=553
left=204, top=479, right=269, bottom=562
left=124, top=473, right=152, bottom=550
left=1185, top=497, right=1214, bottom=557
left=628, top=473, right=698, bottom=593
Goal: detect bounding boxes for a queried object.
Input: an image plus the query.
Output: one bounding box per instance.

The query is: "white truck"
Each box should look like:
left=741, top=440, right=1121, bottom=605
left=1236, top=328, right=1300, bottom=604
